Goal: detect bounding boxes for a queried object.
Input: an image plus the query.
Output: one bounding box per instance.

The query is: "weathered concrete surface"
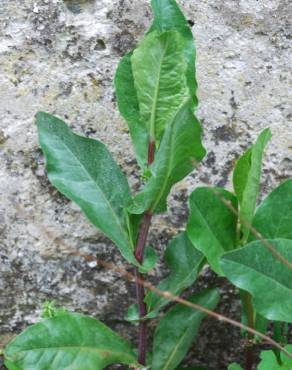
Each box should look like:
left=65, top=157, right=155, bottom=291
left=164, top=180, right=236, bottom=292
left=0, top=0, right=291, bottom=368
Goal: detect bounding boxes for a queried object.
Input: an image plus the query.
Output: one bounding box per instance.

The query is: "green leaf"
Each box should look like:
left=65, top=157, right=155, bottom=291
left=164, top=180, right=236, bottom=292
left=114, top=53, right=149, bottom=169
left=176, top=368, right=208, bottom=370
left=124, top=304, right=140, bottom=323
left=4, top=312, right=139, bottom=370
left=131, top=30, right=189, bottom=143
left=220, top=239, right=292, bottom=322
left=114, top=0, right=198, bottom=170
left=250, top=179, right=292, bottom=241
left=187, top=187, right=238, bottom=275
left=130, top=102, right=205, bottom=214
left=139, top=246, right=159, bottom=273
left=145, top=233, right=204, bottom=316
left=233, top=128, right=272, bottom=243
left=258, top=345, right=292, bottom=370
left=36, top=112, right=138, bottom=266
left=150, top=0, right=198, bottom=106
left=152, top=289, right=220, bottom=370
left=228, top=364, right=243, bottom=370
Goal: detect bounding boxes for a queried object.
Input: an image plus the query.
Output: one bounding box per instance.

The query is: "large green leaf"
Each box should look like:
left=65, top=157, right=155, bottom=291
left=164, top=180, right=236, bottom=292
left=233, top=128, right=271, bottom=243
left=4, top=312, right=139, bottom=370
left=115, top=0, right=198, bottom=169
left=131, top=30, right=189, bottom=143
left=258, top=345, right=292, bottom=370
left=250, top=179, right=292, bottom=241
left=187, top=187, right=238, bottom=275
left=150, top=0, right=198, bottom=106
left=145, top=233, right=204, bottom=316
left=220, top=239, right=292, bottom=322
left=114, top=53, right=149, bottom=169
left=131, top=103, right=205, bottom=214
left=36, top=112, right=138, bottom=266
left=152, top=289, right=220, bottom=370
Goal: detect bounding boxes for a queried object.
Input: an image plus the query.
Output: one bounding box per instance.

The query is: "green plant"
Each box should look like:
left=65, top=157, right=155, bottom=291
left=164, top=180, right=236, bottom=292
left=2, top=0, right=292, bottom=369
left=187, top=130, right=292, bottom=369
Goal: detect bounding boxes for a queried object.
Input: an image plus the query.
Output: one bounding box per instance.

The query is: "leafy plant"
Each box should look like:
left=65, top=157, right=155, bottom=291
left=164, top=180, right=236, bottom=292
left=187, top=129, right=292, bottom=369
left=3, top=0, right=292, bottom=369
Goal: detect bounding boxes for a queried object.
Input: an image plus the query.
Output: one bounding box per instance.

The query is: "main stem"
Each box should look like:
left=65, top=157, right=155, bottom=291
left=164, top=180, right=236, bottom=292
left=134, top=140, right=155, bottom=365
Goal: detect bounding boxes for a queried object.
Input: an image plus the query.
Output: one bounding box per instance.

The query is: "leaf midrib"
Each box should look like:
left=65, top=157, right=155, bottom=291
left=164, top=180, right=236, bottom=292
left=149, top=35, right=169, bottom=140
left=150, top=128, right=174, bottom=212
left=223, top=256, right=292, bottom=292
left=9, top=345, right=134, bottom=358
left=191, top=199, right=226, bottom=254
left=153, top=258, right=201, bottom=312
left=47, top=131, right=132, bottom=250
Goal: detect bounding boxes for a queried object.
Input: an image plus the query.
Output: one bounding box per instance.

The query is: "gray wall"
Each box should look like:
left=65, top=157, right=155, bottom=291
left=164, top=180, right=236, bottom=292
left=0, top=0, right=291, bottom=349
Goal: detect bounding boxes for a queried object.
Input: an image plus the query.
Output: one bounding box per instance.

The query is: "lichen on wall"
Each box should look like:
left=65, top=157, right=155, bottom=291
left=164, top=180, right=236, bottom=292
left=0, top=0, right=291, bottom=366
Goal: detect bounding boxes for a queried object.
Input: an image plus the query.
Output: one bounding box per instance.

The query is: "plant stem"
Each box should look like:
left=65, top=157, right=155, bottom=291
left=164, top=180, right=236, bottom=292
left=273, top=322, right=283, bottom=365
left=134, top=141, right=155, bottom=365
left=148, top=140, right=155, bottom=166
left=241, top=291, right=255, bottom=370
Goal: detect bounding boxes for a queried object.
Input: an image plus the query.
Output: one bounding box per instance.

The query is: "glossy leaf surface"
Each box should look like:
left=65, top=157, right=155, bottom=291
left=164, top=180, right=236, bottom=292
left=258, top=345, right=292, bottom=370
left=187, top=187, right=238, bottom=275
left=37, top=112, right=137, bottom=266
left=114, top=53, right=149, bottom=169
left=150, top=0, right=198, bottom=105
left=152, top=289, right=220, bottom=370
left=233, top=128, right=271, bottom=242
left=221, top=239, right=292, bottom=322
left=146, top=233, right=204, bottom=316
left=4, top=313, right=138, bottom=370
left=250, top=179, right=292, bottom=241
left=131, top=30, right=189, bottom=142
left=131, top=103, right=205, bottom=214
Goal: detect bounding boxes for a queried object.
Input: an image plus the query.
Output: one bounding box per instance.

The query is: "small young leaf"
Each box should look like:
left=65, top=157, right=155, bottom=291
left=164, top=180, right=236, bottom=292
left=139, top=246, right=159, bottom=274
left=36, top=112, right=138, bottom=266
left=4, top=312, right=139, bottom=370
left=152, top=289, right=220, bottom=370
left=150, top=0, right=198, bottom=106
left=125, top=304, right=140, bottom=323
left=228, top=364, right=243, bottom=370
left=258, top=345, right=292, bottom=370
left=41, top=301, right=67, bottom=319
left=187, top=187, right=238, bottom=275
left=131, top=102, right=205, bottom=214
left=146, top=232, right=204, bottom=316
left=233, top=128, right=271, bottom=243
left=220, top=239, right=292, bottom=322
left=250, top=179, right=292, bottom=241
left=115, top=53, right=149, bottom=169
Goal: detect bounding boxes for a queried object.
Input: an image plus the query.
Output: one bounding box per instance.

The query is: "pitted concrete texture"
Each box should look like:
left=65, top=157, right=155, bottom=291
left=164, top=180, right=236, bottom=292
left=0, top=0, right=291, bottom=367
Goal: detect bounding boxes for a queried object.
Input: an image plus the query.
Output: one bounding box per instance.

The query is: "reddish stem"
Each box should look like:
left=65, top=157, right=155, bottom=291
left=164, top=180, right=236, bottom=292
left=245, top=343, right=253, bottom=370
left=134, top=140, right=155, bottom=365
left=148, top=140, right=155, bottom=166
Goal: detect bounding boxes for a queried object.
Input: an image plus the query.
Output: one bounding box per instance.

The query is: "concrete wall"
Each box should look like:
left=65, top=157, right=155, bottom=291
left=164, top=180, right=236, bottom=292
left=0, top=0, right=291, bottom=351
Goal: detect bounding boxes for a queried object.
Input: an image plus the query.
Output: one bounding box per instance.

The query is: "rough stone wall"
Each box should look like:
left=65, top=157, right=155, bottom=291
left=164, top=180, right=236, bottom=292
left=0, top=0, right=291, bottom=366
